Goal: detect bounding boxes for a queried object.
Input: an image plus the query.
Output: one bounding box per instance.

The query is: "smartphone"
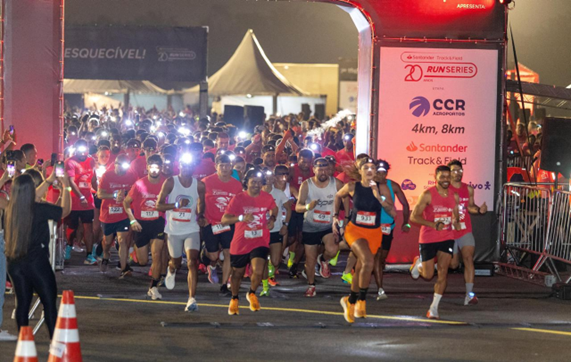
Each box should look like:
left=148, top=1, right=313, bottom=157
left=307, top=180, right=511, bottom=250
left=9, top=125, right=14, bottom=135
left=55, top=161, right=65, bottom=177
left=37, top=159, right=44, bottom=166
left=7, top=161, right=15, bottom=178
left=50, top=153, right=58, bottom=167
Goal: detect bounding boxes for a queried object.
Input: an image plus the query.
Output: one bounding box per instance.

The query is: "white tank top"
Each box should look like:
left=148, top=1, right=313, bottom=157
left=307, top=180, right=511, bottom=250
left=165, top=176, right=199, bottom=235
left=303, top=177, right=337, bottom=232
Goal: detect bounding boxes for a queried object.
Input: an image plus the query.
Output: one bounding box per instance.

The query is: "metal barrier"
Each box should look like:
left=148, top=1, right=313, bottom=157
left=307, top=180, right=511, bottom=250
left=498, top=183, right=571, bottom=286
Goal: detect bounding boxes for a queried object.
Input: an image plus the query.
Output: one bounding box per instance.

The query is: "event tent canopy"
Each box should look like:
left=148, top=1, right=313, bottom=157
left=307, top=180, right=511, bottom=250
left=185, top=29, right=307, bottom=97
left=63, top=79, right=172, bottom=94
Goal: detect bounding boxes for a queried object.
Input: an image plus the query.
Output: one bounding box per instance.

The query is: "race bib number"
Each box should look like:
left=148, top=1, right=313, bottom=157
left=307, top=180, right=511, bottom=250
left=79, top=182, right=90, bottom=189
left=141, top=210, right=158, bottom=219
left=356, top=211, right=376, bottom=226
left=459, top=222, right=467, bottom=230
left=381, top=224, right=392, bottom=235
left=313, top=210, right=332, bottom=224
left=212, top=223, right=231, bottom=235
left=109, top=206, right=123, bottom=215
left=173, top=209, right=192, bottom=222
left=434, top=213, right=452, bottom=230
left=245, top=229, right=263, bottom=239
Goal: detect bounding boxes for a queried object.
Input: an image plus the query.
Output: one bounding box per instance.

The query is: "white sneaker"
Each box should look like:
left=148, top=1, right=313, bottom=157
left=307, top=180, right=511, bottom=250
left=410, top=256, right=421, bottom=280
left=376, top=288, right=388, bottom=301
left=0, top=330, right=17, bottom=341
left=426, top=308, right=439, bottom=320
left=185, top=297, right=198, bottom=312
left=147, top=287, right=162, bottom=300
left=464, top=292, right=478, bottom=306
left=165, top=268, right=176, bottom=290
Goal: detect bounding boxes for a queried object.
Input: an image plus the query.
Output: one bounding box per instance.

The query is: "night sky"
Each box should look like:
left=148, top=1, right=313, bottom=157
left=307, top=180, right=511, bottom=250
left=66, top=0, right=571, bottom=87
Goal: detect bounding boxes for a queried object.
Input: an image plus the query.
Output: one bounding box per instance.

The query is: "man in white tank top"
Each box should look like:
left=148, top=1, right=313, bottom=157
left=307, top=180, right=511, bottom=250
left=157, top=153, right=206, bottom=313
left=296, top=158, right=345, bottom=297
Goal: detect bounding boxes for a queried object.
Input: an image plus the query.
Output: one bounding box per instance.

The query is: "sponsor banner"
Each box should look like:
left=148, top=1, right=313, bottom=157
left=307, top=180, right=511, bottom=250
left=378, top=47, right=498, bottom=210
left=65, top=26, right=207, bottom=82
left=339, top=81, right=358, bottom=113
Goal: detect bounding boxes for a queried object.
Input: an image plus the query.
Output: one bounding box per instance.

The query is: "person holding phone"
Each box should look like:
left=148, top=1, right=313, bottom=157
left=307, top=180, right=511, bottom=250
left=4, top=169, right=71, bottom=339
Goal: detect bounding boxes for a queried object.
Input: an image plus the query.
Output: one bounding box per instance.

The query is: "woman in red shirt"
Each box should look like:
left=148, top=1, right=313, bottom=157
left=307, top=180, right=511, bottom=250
left=222, top=169, right=278, bottom=316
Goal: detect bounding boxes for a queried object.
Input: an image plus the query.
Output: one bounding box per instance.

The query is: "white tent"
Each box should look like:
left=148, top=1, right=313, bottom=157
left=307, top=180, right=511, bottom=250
left=185, top=29, right=307, bottom=97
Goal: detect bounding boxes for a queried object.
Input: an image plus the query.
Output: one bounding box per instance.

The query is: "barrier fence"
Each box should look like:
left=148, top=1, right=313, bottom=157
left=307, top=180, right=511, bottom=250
left=499, top=183, right=571, bottom=285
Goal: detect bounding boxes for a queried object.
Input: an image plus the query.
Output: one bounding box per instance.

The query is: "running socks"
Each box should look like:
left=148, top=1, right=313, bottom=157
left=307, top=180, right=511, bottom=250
left=249, top=289, right=256, bottom=295
left=348, top=291, right=358, bottom=304
left=358, top=288, right=368, bottom=301
left=430, top=293, right=442, bottom=312
left=151, top=279, right=159, bottom=288
left=262, top=279, right=269, bottom=292
left=466, top=283, right=474, bottom=294
left=232, top=295, right=239, bottom=300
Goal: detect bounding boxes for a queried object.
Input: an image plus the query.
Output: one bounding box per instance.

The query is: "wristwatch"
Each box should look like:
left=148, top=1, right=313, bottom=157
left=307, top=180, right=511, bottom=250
left=284, top=222, right=289, bottom=226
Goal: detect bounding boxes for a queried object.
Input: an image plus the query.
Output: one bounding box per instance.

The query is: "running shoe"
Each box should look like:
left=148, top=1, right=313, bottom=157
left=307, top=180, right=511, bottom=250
left=207, top=265, right=219, bottom=284
left=73, top=243, right=84, bottom=253
left=329, top=250, right=340, bottom=266
left=376, top=288, right=388, bottom=301
left=5, top=281, right=13, bottom=294
left=116, top=261, right=122, bottom=271
left=304, top=285, right=316, bottom=297
left=0, top=329, right=18, bottom=341
left=464, top=292, right=479, bottom=306
left=410, top=256, right=421, bottom=280
left=220, top=284, right=231, bottom=296
left=84, top=254, right=97, bottom=265
left=165, top=268, right=176, bottom=290
left=226, top=277, right=231, bottom=290
left=246, top=292, right=261, bottom=311
left=340, top=296, right=355, bottom=324
left=148, top=267, right=153, bottom=277
left=268, top=277, right=279, bottom=287
left=317, top=254, right=331, bottom=278
left=147, top=287, right=162, bottom=301
left=198, top=263, right=207, bottom=274
left=355, top=300, right=367, bottom=318
left=100, top=258, right=109, bottom=273
left=228, top=299, right=240, bottom=315
left=289, top=263, right=298, bottom=278
left=341, top=271, right=353, bottom=285
left=259, top=289, right=270, bottom=297
left=129, top=250, right=138, bottom=264
left=287, top=252, right=295, bottom=269
left=185, top=297, right=199, bottom=312
left=268, top=263, right=275, bottom=278
left=119, top=266, right=133, bottom=279
left=65, top=245, right=72, bottom=260
left=426, top=308, right=439, bottom=320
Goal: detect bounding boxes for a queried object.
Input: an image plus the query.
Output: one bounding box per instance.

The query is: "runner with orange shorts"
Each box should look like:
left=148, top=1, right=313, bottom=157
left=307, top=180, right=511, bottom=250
left=333, top=158, right=396, bottom=323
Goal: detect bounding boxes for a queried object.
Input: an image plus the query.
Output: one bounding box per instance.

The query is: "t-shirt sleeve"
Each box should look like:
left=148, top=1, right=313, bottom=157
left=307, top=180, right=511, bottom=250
left=127, top=182, right=139, bottom=200
left=226, top=194, right=241, bottom=216
left=65, top=160, right=75, bottom=178
left=99, top=173, right=110, bottom=192
left=42, top=202, right=63, bottom=221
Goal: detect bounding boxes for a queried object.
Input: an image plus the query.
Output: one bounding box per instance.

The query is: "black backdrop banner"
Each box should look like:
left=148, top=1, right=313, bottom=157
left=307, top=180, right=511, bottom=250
left=64, top=26, right=208, bottom=82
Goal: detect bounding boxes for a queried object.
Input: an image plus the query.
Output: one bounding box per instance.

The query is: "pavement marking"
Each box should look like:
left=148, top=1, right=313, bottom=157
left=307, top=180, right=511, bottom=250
left=69, top=294, right=467, bottom=326
left=512, top=327, right=571, bottom=337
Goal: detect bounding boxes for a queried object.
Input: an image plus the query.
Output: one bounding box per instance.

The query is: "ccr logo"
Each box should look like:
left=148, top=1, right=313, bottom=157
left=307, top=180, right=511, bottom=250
left=409, top=97, right=430, bottom=117
left=409, top=97, right=466, bottom=117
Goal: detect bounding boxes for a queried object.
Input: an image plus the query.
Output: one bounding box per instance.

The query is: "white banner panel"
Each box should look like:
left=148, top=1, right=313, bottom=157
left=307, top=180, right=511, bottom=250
left=378, top=47, right=498, bottom=210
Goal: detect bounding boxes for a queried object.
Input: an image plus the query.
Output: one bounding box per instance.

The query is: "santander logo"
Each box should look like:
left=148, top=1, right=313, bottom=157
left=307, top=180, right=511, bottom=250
left=409, top=96, right=430, bottom=117
left=406, top=142, right=418, bottom=152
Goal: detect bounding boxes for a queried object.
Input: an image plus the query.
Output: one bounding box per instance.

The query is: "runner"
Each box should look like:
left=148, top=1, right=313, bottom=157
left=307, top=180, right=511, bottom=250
left=373, top=159, right=411, bottom=300
left=124, top=154, right=167, bottom=300
left=448, top=159, right=487, bottom=305
left=221, top=169, right=278, bottom=315
left=129, top=138, right=158, bottom=179
left=296, top=157, right=345, bottom=297
left=287, top=148, right=314, bottom=277
left=335, top=158, right=396, bottom=323
left=97, top=154, right=138, bottom=277
left=272, top=164, right=298, bottom=273
left=200, top=154, right=243, bottom=295
left=157, top=152, right=206, bottom=312
left=260, top=167, right=292, bottom=296
left=410, top=165, right=460, bottom=320
left=64, top=139, right=97, bottom=265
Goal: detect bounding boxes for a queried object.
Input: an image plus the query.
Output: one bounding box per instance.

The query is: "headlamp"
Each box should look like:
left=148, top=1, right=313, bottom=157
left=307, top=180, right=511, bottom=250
left=266, top=171, right=272, bottom=176
left=178, top=127, right=190, bottom=136
left=310, top=143, right=319, bottom=151
left=180, top=153, right=193, bottom=164
left=77, top=146, right=87, bottom=153
left=121, top=162, right=130, bottom=170
left=101, top=131, right=108, bottom=137
left=125, top=120, right=133, bottom=126
left=238, top=131, right=247, bottom=139
left=149, top=164, right=160, bottom=172
left=229, top=154, right=236, bottom=161
left=256, top=172, right=262, bottom=177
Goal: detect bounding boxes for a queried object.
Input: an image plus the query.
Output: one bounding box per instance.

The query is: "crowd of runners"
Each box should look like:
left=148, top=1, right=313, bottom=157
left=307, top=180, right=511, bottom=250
left=1, top=108, right=488, bottom=329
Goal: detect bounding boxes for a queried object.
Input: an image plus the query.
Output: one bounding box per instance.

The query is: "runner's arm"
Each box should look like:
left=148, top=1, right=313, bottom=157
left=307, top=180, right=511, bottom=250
left=295, top=181, right=310, bottom=213
left=334, top=182, right=353, bottom=216
left=155, top=177, right=176, bottom=212
left=283, top=200, right=292, bottom=224
left=123, top=193, right=136, bottom=223
left=410, top=190, right=437, bottom=229
left=197, top=180, right=206, bottom=219
left=392, top=182, right=411, bottom=225
left=467, top=185, right=486, bottom=214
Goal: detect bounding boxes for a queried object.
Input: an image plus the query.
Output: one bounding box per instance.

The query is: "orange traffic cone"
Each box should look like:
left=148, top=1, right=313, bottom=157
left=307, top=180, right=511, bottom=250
left=48, top=290, right=82, bottom=362
left=13, top=326, right=38, bottom=362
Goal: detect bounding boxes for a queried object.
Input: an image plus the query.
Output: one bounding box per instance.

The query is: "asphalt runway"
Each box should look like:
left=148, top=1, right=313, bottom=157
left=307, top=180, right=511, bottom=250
left=2, top=251, right=571, bottom=361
